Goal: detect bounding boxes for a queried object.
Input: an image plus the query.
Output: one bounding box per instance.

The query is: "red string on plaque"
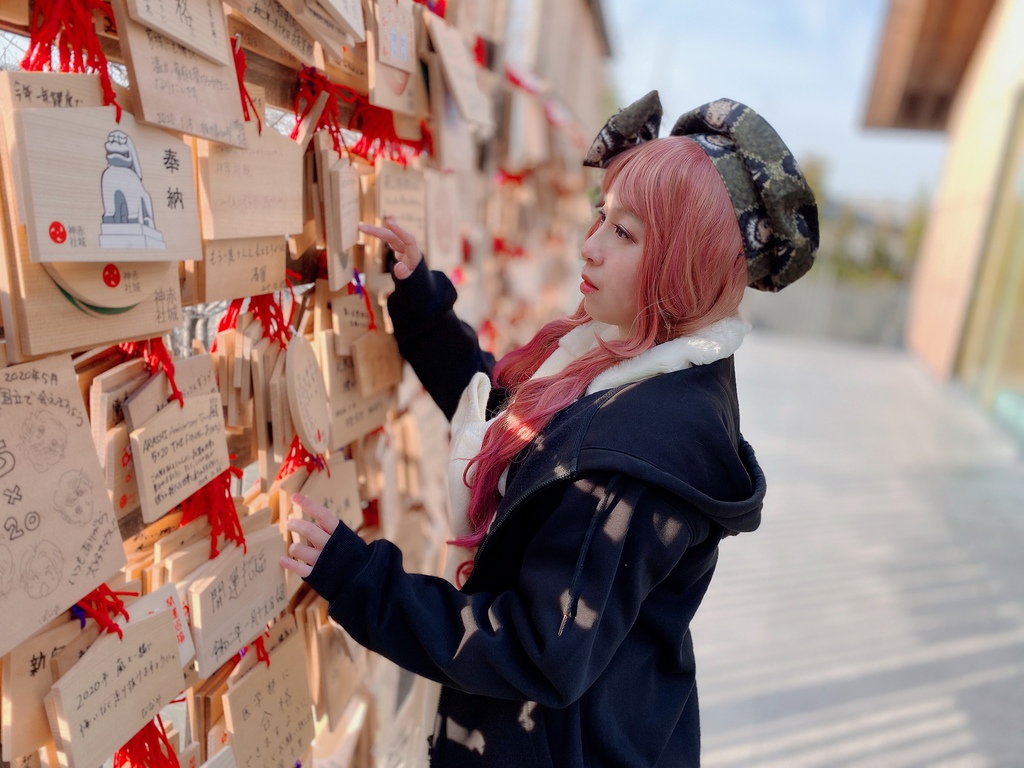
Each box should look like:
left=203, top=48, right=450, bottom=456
left=73, top=584, right=138, bottom=640
left=291, top=67, right=431, bottom=166
left=113, top=715, right=180, bottom=768
left=349, top=270, right=378, bottom=331
left=251, top=633, right=271, bottom=667
left=248, top=291, right=294, bottom=350
left=232, top=35, right=262, bottom=134
left=119, top=338, right=185, bottom=408
left=21, top=0, right=123, bottom=121
left=276, top=435, right=329, bottom=481
left=179, top=463, right=246, bottom=558
left=209, top=297, right=245, bottom=354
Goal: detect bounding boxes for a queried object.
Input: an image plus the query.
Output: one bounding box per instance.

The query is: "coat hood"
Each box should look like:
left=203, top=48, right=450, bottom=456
left=500, top=355, right=764, bottom=535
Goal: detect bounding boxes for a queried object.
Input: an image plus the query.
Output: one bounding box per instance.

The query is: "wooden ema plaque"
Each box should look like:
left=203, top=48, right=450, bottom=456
left=223, top=0, right=317, bottom=66
left=14, top=107, right=201, bottom=263
left=196, top=120, right=304, bottom=240
left=125, top=0, right=232, bottom=66
left=351, top=330, right=403, bottom=398
left=320, top=336, right=394, bottom=448
left=425, top=168, right=463, bottom=273
left=424, top=11, right=494, bottom=131
left=105, top=423, right=141, bottom=522
left=46, top=608, right=185, bottom=768
left=285, top=334, right=331, bottom=455
left=40, top=260, right=174, bottom=313
left=112, top=0, right=247, bottom=148
left=319, top=0, right=365, bottom=42
left=0, top=355, right=127, bottom=659
left=296, top=454, right=361, bottom=531
left=128, top=392, right=230, bottom=523
left=1, top=619, right=82, bottom=760
left=375, top=160, right=426, bottom=247
left=187, top=527, right=288, bottom=677
left=222, top=628, right=314, bottom=768
left=376, top=0, right=416, bottom=73
left=199, top=236, right=289, bottom=303
left=330, top=294, right=373, bottom=356
left=321, top=153, right=359, bottom=292
left=226, top=11, right=302, bottom=71
left=0, top=73, right=184, bottom=360
left=366, top=14, right=428, bottom=119
left=122, top=353, right=220, bottom=434
left=289, top=0, right=349, bottom=60
left=127, top=582, right=197, bottom=669
left=426, top=52, right=476, bottom=173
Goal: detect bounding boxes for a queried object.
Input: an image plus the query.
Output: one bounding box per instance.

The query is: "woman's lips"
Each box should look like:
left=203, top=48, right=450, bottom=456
left=580, top=275, right=597, bottom=294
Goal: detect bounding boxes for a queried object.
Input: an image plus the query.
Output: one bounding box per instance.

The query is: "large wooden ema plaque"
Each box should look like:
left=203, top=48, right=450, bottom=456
left=0, top=73, right=184, bottom=360
left=0, top=354, right=127, bottom=658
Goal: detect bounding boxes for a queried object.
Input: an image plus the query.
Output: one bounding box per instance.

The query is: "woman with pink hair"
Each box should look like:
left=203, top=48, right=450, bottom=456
left=283, top=93, right=817, bottom=766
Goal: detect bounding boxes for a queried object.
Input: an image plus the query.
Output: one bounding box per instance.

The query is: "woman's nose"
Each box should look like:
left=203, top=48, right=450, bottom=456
left=581, top=234, right=600, bottom=264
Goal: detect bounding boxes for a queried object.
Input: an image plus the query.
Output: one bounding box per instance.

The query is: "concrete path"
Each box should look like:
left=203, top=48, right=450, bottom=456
left=694, top=332, right=1024, bottom=768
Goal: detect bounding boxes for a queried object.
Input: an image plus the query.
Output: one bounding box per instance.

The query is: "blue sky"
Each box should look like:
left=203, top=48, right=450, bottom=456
left=602, top=0, right=947, bottom=204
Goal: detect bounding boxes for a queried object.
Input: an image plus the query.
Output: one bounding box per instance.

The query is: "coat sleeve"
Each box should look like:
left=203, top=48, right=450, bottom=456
left=386, top=257, right=496, bottom=420
left=303, top=472, right=709, bottom=708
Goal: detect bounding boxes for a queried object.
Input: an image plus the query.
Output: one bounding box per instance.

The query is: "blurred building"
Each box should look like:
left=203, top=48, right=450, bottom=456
left=865, top=0, right=1024, bottom=442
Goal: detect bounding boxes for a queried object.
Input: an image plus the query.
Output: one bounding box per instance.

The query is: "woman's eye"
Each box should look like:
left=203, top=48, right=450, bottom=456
left=615, top=225, right=629, bottom=239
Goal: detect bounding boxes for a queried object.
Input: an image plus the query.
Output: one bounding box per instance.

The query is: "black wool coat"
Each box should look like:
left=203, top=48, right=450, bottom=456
left=304, top=261, right=766, bottom=767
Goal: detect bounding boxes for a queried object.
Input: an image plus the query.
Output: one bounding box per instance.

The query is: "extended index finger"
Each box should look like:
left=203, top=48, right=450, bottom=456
left=358, top=222, right=406, bottom=252
left=384, top=216, right=416, bottom=247
left=291, top=493, right=340, bottom=536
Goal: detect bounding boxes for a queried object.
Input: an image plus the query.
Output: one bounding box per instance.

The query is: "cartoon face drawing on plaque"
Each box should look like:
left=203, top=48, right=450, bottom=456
left=21, top=410, right=68, bottom=472
left=53, top=469, right=94, bottom=525
left=0, top=544, right=14, bottom=596
left=20, top=540, right=62, bottom=598
left=99, top=130, right=166, bottom=249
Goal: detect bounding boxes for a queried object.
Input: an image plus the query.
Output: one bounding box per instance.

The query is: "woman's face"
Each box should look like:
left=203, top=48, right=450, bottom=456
left=580, top=185, right=645, bottom=336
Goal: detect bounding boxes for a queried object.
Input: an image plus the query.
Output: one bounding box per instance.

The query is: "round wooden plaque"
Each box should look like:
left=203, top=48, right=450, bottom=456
left=42, top=260, right=172, bottom=309
left=285, top=334, right=331, bottom=455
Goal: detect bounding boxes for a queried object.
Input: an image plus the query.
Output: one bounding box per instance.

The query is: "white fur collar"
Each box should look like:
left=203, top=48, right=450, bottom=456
left=528, top=315, right=750, bottom=393
left=587, top=315, right=750, bottom=394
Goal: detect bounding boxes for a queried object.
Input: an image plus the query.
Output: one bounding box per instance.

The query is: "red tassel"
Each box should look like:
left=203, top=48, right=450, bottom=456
left=119, top=338, right=184, bottom=408
left=21, top=0, right=123, bottom=121
left=210, top=297, right=245, bottom=353
left=291, top=66, right=358, bottom=156
left=232, top=36, right=262, bottom=134
left=275, top=434, right=328, bottom=481
left=349, top=270, right=378, bottom=331
left=74, top=584, right=138, bottom=640
left=114, top=715, right=180, bottom=768
left=248, top=292, right=293, bottom=349
left=179, top=465, right=246, bottom=558
left=349, top=99, right=427, bottom=166
left=290, top=67, right=431, bottom=165
left=252, top=633, right=271, bottom=667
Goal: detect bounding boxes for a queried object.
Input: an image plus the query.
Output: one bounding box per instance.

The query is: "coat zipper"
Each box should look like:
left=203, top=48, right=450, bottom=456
left=558, top=474, right=621, bottom=636
left=463, top=472, right=572, bottom=592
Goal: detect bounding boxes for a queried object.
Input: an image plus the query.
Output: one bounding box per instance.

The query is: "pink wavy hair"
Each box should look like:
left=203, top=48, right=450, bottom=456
left=457, top=137, right=748, bottom=546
